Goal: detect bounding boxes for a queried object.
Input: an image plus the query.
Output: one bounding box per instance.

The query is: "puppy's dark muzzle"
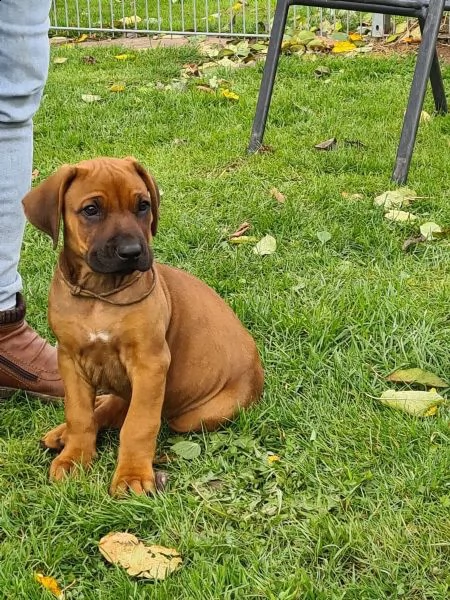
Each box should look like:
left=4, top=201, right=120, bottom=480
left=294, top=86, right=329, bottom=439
left=87, top=237, right=152, bottom=274
left=116, top=242, right=143, bottom=261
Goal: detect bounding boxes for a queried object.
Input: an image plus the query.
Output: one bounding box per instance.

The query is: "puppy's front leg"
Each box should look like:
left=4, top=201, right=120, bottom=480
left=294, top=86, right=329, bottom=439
left=110, top=345, right=170, bottom=496
left=50, top=349, right=96, bottom=481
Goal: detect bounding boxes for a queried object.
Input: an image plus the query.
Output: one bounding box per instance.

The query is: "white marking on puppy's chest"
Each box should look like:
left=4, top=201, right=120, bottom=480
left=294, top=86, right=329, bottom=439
left=88, top=330, right=111, bottom=343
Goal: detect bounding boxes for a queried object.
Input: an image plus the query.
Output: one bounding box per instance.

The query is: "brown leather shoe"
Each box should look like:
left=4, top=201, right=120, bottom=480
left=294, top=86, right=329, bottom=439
left=0, top=294, right=64, bottom=401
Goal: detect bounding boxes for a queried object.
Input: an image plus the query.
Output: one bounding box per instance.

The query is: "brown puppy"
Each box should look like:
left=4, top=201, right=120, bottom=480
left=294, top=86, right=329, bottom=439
left=22, top=157, right=263, bottom=496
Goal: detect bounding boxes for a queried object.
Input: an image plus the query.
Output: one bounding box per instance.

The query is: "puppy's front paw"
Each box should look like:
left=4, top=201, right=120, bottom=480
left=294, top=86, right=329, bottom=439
left=41, top=423, right=68, bottom=451
left=110, top=464, right=156, bottom=497
left=49, top=447, right=95, bottom=481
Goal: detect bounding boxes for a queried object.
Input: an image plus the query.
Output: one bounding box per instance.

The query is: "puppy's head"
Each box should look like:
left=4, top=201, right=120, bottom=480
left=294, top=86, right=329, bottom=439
left=22, top=157, right=160, bottom=275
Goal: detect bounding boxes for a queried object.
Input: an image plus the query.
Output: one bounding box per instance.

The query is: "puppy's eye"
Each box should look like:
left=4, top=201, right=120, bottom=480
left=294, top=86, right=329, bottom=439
left=82, top=204, right=99, bottom=217
left=137, top=200, right=151, bottom=213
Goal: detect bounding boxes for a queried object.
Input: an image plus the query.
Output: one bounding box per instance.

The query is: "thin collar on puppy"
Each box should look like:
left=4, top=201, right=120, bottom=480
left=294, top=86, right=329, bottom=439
left=57, top=261, right=157, bottom=306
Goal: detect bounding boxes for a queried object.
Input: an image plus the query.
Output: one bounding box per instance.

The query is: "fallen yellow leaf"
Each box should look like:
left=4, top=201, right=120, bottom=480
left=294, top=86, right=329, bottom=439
left=110, top=84, right=125, bottom=92
left=220, top=88, right=239, bottom=101
left=332, top=41, right=357, bottom=54
left=115, top=54, right=131, bottom=61
left=349, top=33, right=363, bottom=41
left=75, top=33, right=88, bottom=43
left=379, top=389, right=445, bottom=417
left=99, top=532, right=182, bottom=580
left=35, top=573, right=63, bottom=599
left=384, top=209, right=418, bottom=222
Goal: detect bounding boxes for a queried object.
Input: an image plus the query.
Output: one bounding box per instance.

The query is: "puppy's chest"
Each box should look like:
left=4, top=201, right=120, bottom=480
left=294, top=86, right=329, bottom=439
left=78, top=328, right=129, bottom=395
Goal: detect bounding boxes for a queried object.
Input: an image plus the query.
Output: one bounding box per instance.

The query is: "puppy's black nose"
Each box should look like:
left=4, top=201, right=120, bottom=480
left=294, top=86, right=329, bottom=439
left=116, top=242, right=142, bottom=260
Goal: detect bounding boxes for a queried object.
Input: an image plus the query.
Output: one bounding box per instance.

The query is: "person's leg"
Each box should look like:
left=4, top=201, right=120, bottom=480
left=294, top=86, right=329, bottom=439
left=0, top=0, right=63, bottom=400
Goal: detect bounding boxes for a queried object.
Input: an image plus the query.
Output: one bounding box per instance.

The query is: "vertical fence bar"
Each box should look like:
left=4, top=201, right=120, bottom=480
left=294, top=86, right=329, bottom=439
left=180, top=0, right=186, bottom=32
left=64, top=0, right=69, bottom=27
left=98, top=0, right=103, bottom=29
left=74, top=0, right=81, bottom=29
left=109, top=0, right=114, bottom=29
left=204, top=0, right=209, bottom=34
left=156, top=0, right=162, bottom=32
left=86, top=0, right=92, bottom=28
left=169, top=0, right=174, bottom=34
left=144, top=0, right=150, bottom=33
left=121, top=0, right=126, bottom=30
left=193, top=0, right=197, bottom=32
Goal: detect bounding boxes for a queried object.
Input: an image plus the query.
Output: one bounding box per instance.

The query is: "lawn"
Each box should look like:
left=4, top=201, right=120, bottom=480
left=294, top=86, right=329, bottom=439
left=1, top=41, right=450, bottom=599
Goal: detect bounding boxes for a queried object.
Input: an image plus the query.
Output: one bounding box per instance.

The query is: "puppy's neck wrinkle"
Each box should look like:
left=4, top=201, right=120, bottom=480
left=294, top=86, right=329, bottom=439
left=57, top=251, right=157, bottom=306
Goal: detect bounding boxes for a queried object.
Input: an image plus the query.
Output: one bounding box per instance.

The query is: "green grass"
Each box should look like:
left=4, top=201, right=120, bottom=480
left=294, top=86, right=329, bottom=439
left=1, top=43, right=450, bottom=599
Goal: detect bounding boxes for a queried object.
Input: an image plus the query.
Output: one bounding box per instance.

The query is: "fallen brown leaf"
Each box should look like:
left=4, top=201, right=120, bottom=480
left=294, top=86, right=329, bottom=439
left=82, top=55, right=97, bottom=64
left=269, top=187, right=286, bottom=203
left=230, top=222, right=251, bottom=238
left=99, top=532, right=182, bottom=580
left=256, top=144, right=275, bottom=154
left=402, top=233, right=426, bottom=252
left=196, top=85, right=215, bottom=94
left=386, top=367, right=448, bottom=388
left=314, top=137, right=337, bottom=151
left=31, top=169, right=40, bottom=181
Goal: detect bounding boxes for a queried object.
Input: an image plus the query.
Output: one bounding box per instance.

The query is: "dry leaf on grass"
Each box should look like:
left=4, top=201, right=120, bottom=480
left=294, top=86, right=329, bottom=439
left=374, top=188, right=417, bottom=209
left=420, top=221, right=442, bottom=240
left=254, top=235, right=276, bottom=256
left=229, top=222, right=251, bottom=238
left=110, top=84, right=125, bottom=92
left=314, top=137, right=337, bottom=151
left=387, top=368, right=448, bottom=388
left=229, top=235, right=258, bottom=245
left=35, top=573, right=63, bottom=599
left=81, top=94, right=101, bottom=103
left=118, top=15, right=142, bottom=26
left=270, top=188, right=286, bottom=203
left=341, top=192, right=363, bottom=200
left=379, top=389, right=445, bottom=416
left=332, top=40, right=357, bottom=53
left=384, top=210, right=418, bottom=222
left=53, top=57, right=68, bottom=64
left=31, top=169, right=40, bottom=181
left=99, top=532, right=182, bottom=580
left=402, top=233, right=426, bottom=252
left=75, top=33, right=89, bottom=43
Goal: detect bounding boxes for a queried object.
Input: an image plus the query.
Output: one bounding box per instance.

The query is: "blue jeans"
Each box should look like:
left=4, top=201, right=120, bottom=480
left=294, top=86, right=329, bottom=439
left=0, top=0, right=51, bottom=310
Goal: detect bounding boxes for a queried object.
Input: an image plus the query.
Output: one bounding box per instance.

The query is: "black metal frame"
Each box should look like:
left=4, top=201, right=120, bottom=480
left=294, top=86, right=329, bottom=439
left=248, top=0, right=449, bottom=183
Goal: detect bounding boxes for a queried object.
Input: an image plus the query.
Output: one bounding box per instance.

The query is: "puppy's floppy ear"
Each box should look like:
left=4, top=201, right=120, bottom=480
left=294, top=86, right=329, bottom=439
left=126, top=157, right=160, bottom=236
left=22, top=165, right=77, bottom=249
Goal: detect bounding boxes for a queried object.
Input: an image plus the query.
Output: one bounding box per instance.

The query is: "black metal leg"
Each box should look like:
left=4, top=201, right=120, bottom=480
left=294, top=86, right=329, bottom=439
left=248, top=0, right=290, bottom=153
left=419, top=16, right=448, bottom=114
left=392, top=0, right=446, bottom=184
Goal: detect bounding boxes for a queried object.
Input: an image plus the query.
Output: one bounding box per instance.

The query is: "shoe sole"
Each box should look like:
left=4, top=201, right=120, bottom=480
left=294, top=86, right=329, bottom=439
left=0, top=387, right=63, bottom=402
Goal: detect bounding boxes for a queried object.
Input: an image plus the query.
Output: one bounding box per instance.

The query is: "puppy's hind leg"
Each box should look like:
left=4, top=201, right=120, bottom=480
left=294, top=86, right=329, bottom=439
left=42, top=394, right=129, bottom=450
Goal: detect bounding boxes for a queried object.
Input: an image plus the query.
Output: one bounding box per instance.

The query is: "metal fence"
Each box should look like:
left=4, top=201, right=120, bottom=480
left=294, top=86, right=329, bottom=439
left=49, top=0, right=375, bottom=38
